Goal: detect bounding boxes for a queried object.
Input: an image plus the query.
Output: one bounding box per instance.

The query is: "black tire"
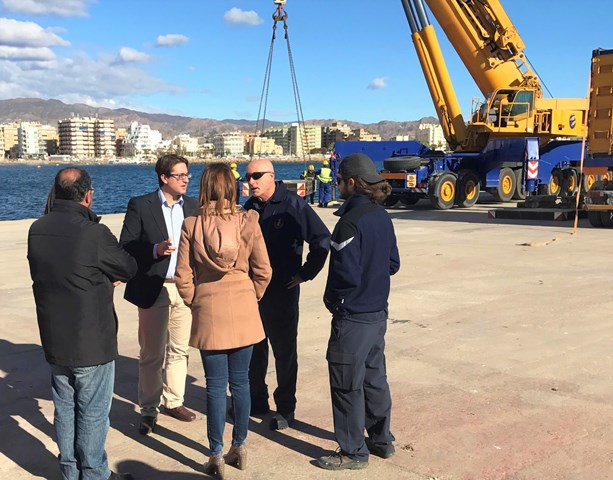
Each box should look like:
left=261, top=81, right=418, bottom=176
left=600, top=211, right=613, bottom=227
left=561, top=169, right=578, bottom=196
left=456, top=170, right=480, bottom=208
left=588, top=211, right=603, bottom=227
left=512, top=169, right=526, bottom=200
left=545, top=168, right=563, bottom=196
left=429, top=172, right=456, bottom=210
left=587, top=181, right=605, bottom=227
left=492, top=167, right=515, bottom=202
left=381, top=194, right=400, bottom=207
left=581, top=173, right=597, bottom=193
left=400, top=195, right=419, bottom=205
left=383, top=156, right=423, bottom=172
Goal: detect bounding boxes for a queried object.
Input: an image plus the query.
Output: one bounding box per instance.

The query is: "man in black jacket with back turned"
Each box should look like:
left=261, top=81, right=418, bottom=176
left=28, top=167, right=137, bottom=480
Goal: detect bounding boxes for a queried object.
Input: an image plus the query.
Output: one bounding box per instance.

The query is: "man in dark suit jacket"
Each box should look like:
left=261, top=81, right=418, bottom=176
left=120, top=154, right=198, bottom=435
left=28, top=167, right=137, bottom=480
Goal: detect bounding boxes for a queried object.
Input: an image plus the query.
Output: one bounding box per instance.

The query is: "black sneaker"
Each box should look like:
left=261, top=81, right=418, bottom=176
left=269, top=411, right=294, bottom=430
left=365, top=437, right=395, bottom=459
left=316, top=451, right=368, bottom=470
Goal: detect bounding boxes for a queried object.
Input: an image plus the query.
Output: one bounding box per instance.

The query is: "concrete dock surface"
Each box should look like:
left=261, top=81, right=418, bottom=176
left=1, top=201, right=612, bottom=480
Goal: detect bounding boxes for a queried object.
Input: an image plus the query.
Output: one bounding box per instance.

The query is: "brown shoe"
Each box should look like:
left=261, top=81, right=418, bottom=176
left=203, top=454, right=225, bottom=480
left=224, top=444, right=247, bottom=470
left=164, top=405, right=196, bottom=422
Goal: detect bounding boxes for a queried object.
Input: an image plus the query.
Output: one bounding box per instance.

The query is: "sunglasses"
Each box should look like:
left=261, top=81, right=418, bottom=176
left=245, top=171, right=272, bottom=181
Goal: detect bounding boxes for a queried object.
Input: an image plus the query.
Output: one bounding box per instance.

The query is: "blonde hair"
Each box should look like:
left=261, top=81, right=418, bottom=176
left=198, top=163, right=238, bottom=217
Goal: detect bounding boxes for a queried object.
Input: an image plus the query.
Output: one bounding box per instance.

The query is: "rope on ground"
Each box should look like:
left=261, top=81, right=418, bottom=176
left=515, top=236, right=562, bottom=247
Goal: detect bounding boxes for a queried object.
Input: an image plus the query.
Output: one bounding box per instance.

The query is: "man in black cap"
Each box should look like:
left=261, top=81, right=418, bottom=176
left=317, top=153, right=400, bottom=470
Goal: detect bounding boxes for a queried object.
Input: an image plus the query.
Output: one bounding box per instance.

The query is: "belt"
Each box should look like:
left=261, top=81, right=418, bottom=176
left=164, top=279, right=175, bottom=284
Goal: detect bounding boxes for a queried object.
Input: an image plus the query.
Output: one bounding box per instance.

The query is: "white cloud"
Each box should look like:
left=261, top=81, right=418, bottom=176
left=155, top=34, right=190, bottom=47
left=1, top=0, right=94, bottom=17
left=0, top=51, right=182, bottom=105
left=0, top=18, right=69, bottom=48
left=0, top=46, right=55, bottom=61
left=223, top=8, right=263, bottom=26
left=367, top=77, right=388, bottom=90
left=115, top=47, right=151, bottom=64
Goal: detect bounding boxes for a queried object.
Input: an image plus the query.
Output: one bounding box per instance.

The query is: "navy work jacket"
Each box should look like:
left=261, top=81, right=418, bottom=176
left=324, top=194, right=400, bottom=318
left=244, top=181, right=330, bottom=291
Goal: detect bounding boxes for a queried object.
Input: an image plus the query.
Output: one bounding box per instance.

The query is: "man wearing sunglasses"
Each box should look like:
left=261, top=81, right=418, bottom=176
left=120, top=154, right=198, bottom=435
left=244, top=158, right=331, bottom=430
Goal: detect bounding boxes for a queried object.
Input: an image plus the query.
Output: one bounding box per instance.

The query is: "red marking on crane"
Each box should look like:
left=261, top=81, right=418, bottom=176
left=527, top=161, right=539, bottom=179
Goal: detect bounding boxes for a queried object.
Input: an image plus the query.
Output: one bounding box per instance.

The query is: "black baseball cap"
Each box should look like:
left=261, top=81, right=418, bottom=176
left=339, top=153, right=385, bottom=184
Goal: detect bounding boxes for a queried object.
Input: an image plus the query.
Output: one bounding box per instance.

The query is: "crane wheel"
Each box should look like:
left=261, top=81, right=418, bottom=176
left=582, top=174, right=597, bottom=192
left=492, top=167, right=515, bottom=202
left=512, top=169, right=526, bottom=200
left=587, top=180, right=605, bottom=227
left=456, top=170, right=480, bottom=208
left=429, top=173, right=456, bottom=210
left=546, top=168, right=563, bottom=196
left=561, top=169, right=578, bottom=196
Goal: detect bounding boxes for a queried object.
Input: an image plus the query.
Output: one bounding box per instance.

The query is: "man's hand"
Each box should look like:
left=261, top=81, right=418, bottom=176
left=156, top=237, right=176, bottom=257
left=113, top=281, right=121, bottom=287
left=286, top=274, right=305, bottom=289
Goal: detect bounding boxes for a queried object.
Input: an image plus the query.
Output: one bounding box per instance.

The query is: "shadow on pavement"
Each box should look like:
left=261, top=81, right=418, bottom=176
left=0, top=339, right=60, bottom=479
left=116, top=460, right=204, bottom=479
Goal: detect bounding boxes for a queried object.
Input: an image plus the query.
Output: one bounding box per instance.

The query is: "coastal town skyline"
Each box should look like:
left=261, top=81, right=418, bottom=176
left=0, top=1, right=611, bottom=124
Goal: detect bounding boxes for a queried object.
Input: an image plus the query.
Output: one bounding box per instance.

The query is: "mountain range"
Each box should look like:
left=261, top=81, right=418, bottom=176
left=0, top=98, right=438, bottom=140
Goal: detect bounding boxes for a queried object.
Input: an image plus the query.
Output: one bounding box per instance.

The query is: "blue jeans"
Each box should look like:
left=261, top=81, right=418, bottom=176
left=200, top=346, right=253, bottom=455
left=51, top=361, right=115, bottom=480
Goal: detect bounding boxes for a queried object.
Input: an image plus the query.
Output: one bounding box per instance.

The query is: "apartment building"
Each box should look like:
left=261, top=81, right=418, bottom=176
left=347, top=128, right=381, bottom=142
left=417, top=123, right=447, bottom=150
left=17, top=122, right=44, bottom=157
left=263, top=125, right=291, bottom=154
left=323, top=122, right=352, bottom=149
left=171, top=134, right=200, bottom=156
left=0, top=123, right=18, bottom=157
left=248, top=136, right=283, bottom=155
left=289, top=124, right=322, bottom=156
left=58, top=117, right=116, bottom=158
left=95, top=119, right=116, bottom=157
left=124, top=121, right=162, bottom=155
left=213, top=132, right=244, bottom=156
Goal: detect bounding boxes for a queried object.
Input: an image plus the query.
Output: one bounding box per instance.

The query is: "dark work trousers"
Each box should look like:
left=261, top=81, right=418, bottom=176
left=326, top=312, right=393, bottom=460
left=249, top=285, right=300, bottom=414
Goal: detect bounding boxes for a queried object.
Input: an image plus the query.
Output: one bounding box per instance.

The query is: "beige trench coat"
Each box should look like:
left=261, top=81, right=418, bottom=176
left=175, top=207, right=271, bottom=351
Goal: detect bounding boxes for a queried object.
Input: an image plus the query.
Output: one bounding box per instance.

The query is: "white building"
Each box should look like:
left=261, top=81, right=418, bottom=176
left=125, top=122, right=163, bottom=155
left=213, top=132, right=244, bottom=156
left=172, top=134, right=200, bottom=157
left=18, top=122, right=44, bottom=157
left=417, top=123, right=447, bottom=150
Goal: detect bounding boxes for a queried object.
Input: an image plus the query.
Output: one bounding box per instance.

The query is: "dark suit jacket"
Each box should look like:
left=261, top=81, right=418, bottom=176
left=120, top=190, right=198, bottom=309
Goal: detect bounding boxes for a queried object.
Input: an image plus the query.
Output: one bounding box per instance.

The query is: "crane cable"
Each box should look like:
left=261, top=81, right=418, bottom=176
left=253, top=2, right=311, bottom=168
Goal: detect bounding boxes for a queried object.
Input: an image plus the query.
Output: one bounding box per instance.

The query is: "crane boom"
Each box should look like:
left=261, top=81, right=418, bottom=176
left=401, top=0, right=467, bottom=150
left=424, top=0, right=541, bottom=98
left=402, top=0, right=587, bottom=152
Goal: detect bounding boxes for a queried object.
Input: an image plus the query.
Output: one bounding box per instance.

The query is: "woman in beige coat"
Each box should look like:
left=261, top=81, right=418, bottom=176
left=175, top=163, right=271, bottom=480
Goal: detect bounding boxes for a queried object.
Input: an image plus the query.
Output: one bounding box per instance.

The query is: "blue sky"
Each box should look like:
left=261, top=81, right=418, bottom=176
left=0, top=0, right=611, bottom=124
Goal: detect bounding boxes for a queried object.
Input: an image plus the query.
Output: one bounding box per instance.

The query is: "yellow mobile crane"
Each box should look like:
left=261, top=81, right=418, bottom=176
left=376, top=0, right=590, bottom=207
